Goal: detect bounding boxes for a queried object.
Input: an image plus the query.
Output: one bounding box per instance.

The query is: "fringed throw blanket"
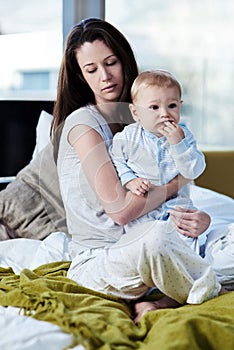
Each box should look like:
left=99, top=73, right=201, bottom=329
left=0, top=261, right=234, bottom=350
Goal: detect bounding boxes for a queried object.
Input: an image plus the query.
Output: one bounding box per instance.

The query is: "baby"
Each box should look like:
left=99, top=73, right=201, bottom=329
left=110, top=69, right=206, bottom=253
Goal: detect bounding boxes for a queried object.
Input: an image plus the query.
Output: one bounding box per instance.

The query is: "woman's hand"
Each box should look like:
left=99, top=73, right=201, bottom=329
left=168, top=207, right=211, bottom=238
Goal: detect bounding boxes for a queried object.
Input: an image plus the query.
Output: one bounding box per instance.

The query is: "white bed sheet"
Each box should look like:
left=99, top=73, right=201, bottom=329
left=0, top=232, right=84, bottom=350
left=0, top=185, right=233, bottom=350
left=0, top=306, right=84, bottom=350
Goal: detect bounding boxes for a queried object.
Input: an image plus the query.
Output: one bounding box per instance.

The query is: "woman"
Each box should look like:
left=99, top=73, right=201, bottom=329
left=52, top=18, right=226, bottom=323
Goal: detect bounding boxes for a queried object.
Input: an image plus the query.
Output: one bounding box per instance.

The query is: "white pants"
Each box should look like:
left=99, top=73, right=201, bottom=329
left=204, top=223, right=234, bottom=290
left=68, top=220, right=221, bottom=304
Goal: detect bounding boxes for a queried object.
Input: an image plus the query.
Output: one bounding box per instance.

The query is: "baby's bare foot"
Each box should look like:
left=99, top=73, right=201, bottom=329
left=219, top=287, right=229, bottom=295
left=134, top=296, right=181, bottom=324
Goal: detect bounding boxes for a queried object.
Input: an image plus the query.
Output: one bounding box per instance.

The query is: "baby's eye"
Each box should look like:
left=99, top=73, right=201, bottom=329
left=149, top=105, right=159, bottom=110
left=168, top=103, right=177, bottom=108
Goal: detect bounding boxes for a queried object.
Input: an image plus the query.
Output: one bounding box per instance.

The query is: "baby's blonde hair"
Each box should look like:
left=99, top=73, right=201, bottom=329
left=131, top=69, right=182, bottom=102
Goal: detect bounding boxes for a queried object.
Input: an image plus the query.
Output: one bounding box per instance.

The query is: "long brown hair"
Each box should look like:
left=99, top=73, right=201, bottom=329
left=51, top=18, right=139, bottom=139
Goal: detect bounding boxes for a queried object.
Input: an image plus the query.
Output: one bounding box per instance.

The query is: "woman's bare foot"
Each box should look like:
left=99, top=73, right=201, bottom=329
left=134, top=296, right=182, bottom=324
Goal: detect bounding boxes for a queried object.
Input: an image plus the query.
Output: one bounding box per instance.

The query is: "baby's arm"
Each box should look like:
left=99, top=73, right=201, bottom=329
left=163, top=123, right=206, bottom=179
left=126, top=178, right=151, bottom=197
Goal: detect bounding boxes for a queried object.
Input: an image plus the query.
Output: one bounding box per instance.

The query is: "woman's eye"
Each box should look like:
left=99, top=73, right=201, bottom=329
left=87, top=68, right=97, bottom=74
left=169, top=103, right=177, bottom=108
left=106, top=60, right=117, bottom=66
left=150, top=105, right=159, bottom=110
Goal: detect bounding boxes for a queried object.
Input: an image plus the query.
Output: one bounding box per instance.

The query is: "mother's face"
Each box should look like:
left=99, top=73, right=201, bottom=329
left=75, top=39, right=124, bottom=105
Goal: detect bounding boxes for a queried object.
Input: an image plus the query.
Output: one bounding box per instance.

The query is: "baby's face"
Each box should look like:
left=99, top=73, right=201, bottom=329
left=131, top=85, right=182, bottom=136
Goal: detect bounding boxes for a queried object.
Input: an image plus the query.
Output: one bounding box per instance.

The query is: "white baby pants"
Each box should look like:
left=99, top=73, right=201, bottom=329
left=68, top=220, right=221, bottom=304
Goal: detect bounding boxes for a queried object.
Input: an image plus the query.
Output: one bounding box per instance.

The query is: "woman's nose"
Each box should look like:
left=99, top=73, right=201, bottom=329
left=101, top=67, right=111, bottom=82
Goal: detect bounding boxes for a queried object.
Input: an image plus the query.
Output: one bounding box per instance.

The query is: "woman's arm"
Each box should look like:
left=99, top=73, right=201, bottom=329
left=69, top=125, right=190, bottom=225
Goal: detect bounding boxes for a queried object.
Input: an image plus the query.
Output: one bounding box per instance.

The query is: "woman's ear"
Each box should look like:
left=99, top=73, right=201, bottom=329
left=129, top=103, right=139, bottom=122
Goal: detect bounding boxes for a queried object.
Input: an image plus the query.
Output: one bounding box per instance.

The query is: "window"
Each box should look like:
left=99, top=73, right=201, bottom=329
left=0, top=0, right=104, bottom=101
left=1, top=0, right=233, bottom=149
left=0, top=0, right=62, bottom=100
left=106, top=0, right=234, bottom=150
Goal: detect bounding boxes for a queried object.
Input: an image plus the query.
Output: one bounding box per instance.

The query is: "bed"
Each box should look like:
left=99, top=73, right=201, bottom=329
left=0, top=108, right=234, bottom=350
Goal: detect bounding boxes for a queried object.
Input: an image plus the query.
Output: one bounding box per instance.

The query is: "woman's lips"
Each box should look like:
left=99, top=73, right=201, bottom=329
left=102, top=84, right=117, bottom=92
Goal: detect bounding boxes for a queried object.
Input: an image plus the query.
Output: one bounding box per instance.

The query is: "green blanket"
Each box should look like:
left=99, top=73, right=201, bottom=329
left=0, top=262, right=234, bottom=350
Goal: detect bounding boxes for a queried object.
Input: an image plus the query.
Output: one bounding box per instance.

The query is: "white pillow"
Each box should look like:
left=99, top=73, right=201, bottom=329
left=191, top=185, right=234, bottom=229
left=189, top=185, right=234, bottom=246
left=32, top=110, right=53, bottom=160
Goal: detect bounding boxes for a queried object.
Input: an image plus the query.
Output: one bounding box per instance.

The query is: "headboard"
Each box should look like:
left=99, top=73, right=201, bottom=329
left=195, top=151, right=234, bottom=199
left=0, top=100, right=54, bottom=178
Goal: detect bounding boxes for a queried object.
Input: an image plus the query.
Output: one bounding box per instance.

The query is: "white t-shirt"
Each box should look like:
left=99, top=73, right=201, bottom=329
left=57, top=105, right=124, bottom=255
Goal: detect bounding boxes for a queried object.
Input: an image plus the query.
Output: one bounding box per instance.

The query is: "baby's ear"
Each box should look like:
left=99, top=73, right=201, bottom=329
left=129, top=103, right=139, bottom=122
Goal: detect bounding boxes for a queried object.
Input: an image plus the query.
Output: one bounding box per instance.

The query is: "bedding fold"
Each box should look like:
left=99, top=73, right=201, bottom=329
left=0, top=261, right=234, bottom=350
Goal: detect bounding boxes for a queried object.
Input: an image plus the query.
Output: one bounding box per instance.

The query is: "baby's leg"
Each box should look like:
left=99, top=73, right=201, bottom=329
left=68, top=220, right=221, bottom=304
